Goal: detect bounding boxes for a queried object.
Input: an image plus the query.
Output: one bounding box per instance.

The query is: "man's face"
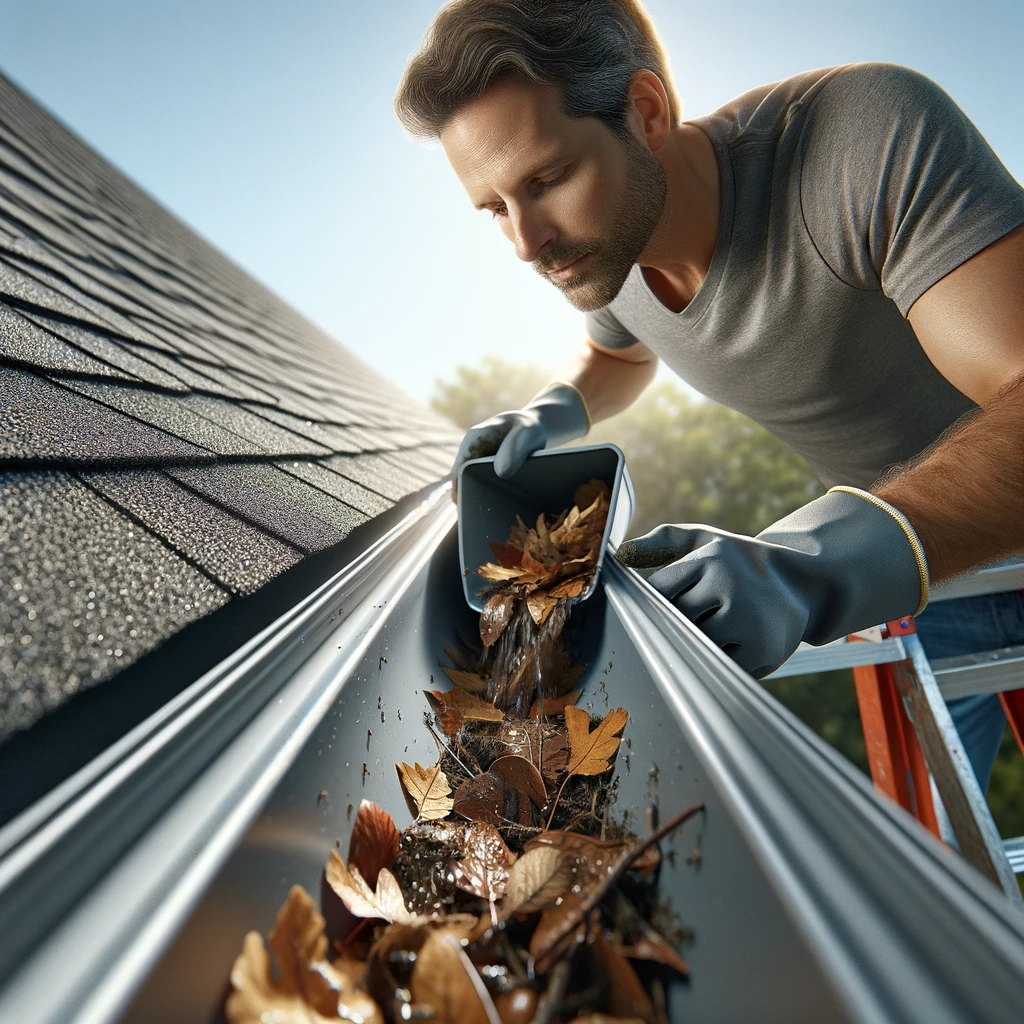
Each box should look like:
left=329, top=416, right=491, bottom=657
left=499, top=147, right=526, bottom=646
left=441, top=77, right=667, bottom=312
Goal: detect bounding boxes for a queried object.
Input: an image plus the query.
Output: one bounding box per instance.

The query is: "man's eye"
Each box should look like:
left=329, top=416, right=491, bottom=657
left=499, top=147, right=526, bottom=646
left=541, top=170, right=565, bottom=188
left=490, top=204, right=507, bottom=220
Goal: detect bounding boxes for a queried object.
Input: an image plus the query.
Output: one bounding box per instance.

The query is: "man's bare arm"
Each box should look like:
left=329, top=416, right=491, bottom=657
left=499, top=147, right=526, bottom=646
left=876, top=223, right=1024, bottom=583
left=557, top=337, right=658, bottom=424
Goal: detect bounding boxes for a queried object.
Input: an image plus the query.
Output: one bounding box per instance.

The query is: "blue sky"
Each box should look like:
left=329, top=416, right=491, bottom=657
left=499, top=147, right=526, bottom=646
left=0, top=0, right=1020, bottom=403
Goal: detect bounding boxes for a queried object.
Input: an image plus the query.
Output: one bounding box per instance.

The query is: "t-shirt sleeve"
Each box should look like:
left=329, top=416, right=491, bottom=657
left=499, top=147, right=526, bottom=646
left=584, top=305, right=641, bottom=349
left=800, top=62, right=1024, bottom=315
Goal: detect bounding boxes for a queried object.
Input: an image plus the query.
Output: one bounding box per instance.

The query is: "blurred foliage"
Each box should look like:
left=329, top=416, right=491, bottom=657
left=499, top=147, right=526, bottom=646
left=430, top=356, right=1024, bottom=838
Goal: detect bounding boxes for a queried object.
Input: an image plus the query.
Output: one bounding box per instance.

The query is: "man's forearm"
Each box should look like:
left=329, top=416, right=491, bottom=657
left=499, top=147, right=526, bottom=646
left=557, top=340, right=658, bottom=424
left=875, top=372, right=1024, bottom=583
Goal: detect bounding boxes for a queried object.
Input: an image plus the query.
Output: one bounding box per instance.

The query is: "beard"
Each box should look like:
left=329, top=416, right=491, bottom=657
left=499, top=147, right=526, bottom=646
left=532, top=134, right=667, bottom=312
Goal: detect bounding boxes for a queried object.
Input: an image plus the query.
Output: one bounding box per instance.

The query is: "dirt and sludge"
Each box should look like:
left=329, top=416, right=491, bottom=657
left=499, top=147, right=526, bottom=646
left=225, top=479, right=703, bottom=1024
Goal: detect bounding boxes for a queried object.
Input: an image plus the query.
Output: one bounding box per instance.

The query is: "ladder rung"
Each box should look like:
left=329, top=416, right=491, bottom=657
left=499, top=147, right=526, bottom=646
left=1004, top=836, right=1024, bottom=875
left=765, top=636, right=906, bottom=679
left=932, top=645, right=1024, bottom=700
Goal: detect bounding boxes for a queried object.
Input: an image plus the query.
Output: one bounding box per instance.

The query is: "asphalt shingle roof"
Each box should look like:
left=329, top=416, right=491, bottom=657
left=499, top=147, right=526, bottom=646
left=0, top=71, right=459, bottom=758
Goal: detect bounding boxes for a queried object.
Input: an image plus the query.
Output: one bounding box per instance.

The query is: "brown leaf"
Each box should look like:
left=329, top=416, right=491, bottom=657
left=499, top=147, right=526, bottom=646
left=326, top=851, right=418, bottom=924
left=573, top=478, right=611, bottom=513
left=520, top=547, right=550, bottom=577
left=528, top=893, right=586, bottom=961
left=498, top=846, right=570, bottom=918
left=411, top=929, right=493, bottom=1024
left=526, top=591, right=558, bottom=626
left=475, top=562, right=531, bottom=581
left=490, top=540, right=524, bottom=568
left=425, top=688, right=503, bottom=736
left=546, top=575, right=588, bottom=600
left=529, top=689, right=582, bottom=720
left=499, top=720, right=569, bottom=782
left=348, top=800, right=399, bottom=888
left=396, top=762, right=454, bottom=821
left=453, top=771, right=507, bottom=825
left=480, top=592, right=516, bottom=647
left=489, top=754, right=548, bottom=807
left=619, top=929, right=690, bottom=976
left=441, top=665, right=489, bottom=695
left=523, top=832, right=629, bottom=892
left=226, top=886, right=384, bottom=1024
left=564, top=705, right=628, bottom=777
left=450, top=821, right=516, bottom=903
left=442, top=644, right=479, bottom=672
left=592, top=931, right=658, bottom=1024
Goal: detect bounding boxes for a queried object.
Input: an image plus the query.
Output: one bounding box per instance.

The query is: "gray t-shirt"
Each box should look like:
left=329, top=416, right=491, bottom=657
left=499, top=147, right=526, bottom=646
left=585, top=63, right=1024, bottom=489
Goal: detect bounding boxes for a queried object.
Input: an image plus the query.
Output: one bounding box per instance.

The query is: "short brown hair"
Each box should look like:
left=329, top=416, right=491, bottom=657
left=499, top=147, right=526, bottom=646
left=395, top=0, right=681, bottom=141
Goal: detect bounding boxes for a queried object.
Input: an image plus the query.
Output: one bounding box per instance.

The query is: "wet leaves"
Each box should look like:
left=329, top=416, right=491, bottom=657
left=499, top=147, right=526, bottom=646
left=480, top=592, right=516, bottom=646
left=348, top=800, right=399, bottom=888
left=397, top=761, right=454, bottom=821
left=425, top=687, right=504, bottom=736
left=449, top=821, right=516, bottom=903
left=499, top=846, right=569, bottom=918
left=326, top=851, right=418, bottom=925
left=564, top=705, right=628, bottom=776
left=410, top=929, right=494, bottom=1024
left=226, top=885, right=383, bottom=1024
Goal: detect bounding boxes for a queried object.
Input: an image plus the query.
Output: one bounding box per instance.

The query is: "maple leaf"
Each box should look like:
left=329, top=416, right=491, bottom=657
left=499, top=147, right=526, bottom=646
left=545, top=707, right=628, bottom=828
left=226, top=885, right=384, bottom=1024
left=498, top=846, right=570, bottom=918
left=440, top=664, right=489, bottom=695
left=326, top=851, right=418, bottom=925
left=396, top=761, right=454, bottom=820
left=425, top=687, right=503, bottom=736
left=348, top=799, right=399, bottom=888
left=564, top=705, right=628, bottom=776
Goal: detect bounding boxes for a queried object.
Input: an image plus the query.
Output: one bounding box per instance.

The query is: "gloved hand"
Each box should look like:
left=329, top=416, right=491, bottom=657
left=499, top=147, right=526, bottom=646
left=615, top=487, right=929, bottom=678
left=450, top=381, right=591, bottom=481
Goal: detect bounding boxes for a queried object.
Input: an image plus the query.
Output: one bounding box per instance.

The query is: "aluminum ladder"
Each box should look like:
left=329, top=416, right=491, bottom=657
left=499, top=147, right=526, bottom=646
left=769, top=562, right=1024, bottom=905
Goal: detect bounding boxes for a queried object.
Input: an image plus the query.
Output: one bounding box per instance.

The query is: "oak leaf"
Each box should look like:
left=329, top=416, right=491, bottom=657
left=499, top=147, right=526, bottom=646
left=425, top=688, right=503, bottom=736
left=326, top=851, right=417, bottom=925
left=564, top=705, right=628, bottom=776
left=397, top=761, right=454, bottom=821
left=348, top=800, right=399, bottom=888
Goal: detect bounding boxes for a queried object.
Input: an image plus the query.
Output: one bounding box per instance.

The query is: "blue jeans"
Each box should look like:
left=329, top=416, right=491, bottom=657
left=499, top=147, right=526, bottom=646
left=914, top=590, right=1024, bottom=793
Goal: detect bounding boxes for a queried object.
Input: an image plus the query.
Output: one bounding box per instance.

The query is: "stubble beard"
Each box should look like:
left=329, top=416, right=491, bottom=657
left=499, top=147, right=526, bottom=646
left=533, top=134, right=668, bottom=313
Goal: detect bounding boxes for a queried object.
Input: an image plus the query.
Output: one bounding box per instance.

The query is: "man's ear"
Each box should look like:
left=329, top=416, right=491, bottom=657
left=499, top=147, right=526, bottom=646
left=625, top=69, right=673, bottom=152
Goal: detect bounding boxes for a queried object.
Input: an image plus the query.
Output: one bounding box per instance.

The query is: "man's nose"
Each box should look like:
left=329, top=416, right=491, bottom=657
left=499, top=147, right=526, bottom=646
left=508, top=206, right=556, bottom=263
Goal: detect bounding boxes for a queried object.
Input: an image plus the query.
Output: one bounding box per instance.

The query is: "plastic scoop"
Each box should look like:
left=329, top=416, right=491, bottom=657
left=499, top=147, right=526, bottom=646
left=457, top=443, right=634, bottom=612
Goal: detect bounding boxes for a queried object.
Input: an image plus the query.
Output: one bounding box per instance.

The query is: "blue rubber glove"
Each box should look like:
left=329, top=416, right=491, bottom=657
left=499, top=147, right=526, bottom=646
left=615, top=487, right=929, bottom=678
left=450, top=381, right=591, bottom=480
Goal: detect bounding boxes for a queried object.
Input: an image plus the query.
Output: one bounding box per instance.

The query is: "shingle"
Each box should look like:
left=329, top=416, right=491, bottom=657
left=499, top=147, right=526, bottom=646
left=276, top=459, right=393, bottom=518
left=0, top=300, right=140, bottom=381
left=62, top=378, right=261, bottom=456
left=323, top=452, right=424, bottom=502
left=177, top=356, right=280, bottom=404
left=20, top=309, right=189, bottom=391
left=181, top=394, right=331, bottom=457
left=380, top=449, right=446, bottom=488
left=82, top=469, right=303, bottom=595
left=244, top=403, right=364, bottom=453
left=167, top=462, right=368, bottom=553
left=0, top=366, right=208, bottom=464
left=0, top=471, right=228, bottom=739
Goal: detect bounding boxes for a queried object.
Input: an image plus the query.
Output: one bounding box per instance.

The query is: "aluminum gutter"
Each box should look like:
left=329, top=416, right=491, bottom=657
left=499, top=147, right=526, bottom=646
left=0, top=487, right=458, bottom=1024
left=603, top=557, right=1024, bottom=1024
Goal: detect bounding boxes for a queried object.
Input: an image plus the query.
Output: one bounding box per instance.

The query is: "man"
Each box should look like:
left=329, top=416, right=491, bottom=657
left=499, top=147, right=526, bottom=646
left=394, top=0, right=1024, bottom=796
